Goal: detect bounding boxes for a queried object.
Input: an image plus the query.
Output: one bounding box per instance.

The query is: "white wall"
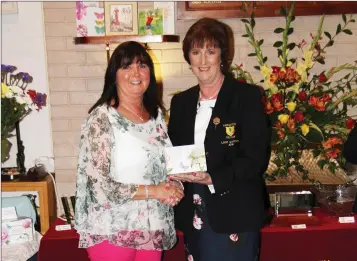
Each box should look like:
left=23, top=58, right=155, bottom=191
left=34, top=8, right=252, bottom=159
left=2, top=2, right=54, bottom=172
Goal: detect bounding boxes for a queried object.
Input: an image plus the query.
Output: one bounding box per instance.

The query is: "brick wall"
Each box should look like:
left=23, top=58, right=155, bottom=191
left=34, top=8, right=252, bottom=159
left=43, top=2, right=357, bottom=196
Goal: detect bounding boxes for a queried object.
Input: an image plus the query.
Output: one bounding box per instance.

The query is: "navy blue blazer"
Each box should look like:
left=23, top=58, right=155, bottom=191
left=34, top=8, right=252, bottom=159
left=168, top=75, right=271, bottom=234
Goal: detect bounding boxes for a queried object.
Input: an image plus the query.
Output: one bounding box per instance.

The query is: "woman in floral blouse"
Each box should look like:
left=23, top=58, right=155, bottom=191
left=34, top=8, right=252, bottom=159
left=74, top=41, right=184, bottom=261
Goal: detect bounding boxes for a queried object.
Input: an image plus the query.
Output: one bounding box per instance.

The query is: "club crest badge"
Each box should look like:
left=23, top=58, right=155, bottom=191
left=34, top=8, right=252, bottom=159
left=225, top=126, right=235, bottom=137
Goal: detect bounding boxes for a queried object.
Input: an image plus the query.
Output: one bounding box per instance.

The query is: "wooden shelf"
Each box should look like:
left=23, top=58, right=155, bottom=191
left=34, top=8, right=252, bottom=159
left=74, top=35, right=180, bottom=45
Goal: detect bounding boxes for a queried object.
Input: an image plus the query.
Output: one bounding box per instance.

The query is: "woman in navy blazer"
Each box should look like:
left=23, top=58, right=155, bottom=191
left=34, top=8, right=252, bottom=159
left=168, top=18, right=271, bottom=261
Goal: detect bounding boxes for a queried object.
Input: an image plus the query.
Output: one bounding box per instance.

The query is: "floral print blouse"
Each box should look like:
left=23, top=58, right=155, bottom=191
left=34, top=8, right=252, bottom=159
left=74, top=105, right=176, bottom=250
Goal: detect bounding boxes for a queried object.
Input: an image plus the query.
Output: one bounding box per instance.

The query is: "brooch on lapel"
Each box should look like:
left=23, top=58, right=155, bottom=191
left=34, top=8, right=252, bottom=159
left=213, top=117, right=220, bottom=130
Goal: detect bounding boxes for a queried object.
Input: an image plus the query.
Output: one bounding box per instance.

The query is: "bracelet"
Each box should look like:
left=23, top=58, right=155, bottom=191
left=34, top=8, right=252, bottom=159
left=145, top=185, right=149, bottom=200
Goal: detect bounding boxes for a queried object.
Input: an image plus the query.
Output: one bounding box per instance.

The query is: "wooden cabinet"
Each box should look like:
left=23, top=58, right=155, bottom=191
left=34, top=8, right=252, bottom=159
left=2, top=175, right=57, bottom=234
left=177, top=1, right=357, bottom=20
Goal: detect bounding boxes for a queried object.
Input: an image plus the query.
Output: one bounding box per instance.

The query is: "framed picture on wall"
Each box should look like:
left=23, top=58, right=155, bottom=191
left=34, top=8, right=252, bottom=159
left=104, top=2, right=138, bottom=36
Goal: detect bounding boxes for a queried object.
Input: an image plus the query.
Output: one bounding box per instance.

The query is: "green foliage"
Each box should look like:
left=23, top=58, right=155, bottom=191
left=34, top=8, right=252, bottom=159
left=231, top=3, right=357, bottom=181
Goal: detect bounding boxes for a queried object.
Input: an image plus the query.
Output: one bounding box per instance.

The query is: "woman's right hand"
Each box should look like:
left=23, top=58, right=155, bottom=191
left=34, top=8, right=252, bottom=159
left=153, top=181, right=184, bottom=206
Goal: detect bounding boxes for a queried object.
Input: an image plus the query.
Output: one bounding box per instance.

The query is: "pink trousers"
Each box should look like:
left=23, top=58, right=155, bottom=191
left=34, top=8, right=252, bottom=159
left=86, top=240, right=162, bottom=261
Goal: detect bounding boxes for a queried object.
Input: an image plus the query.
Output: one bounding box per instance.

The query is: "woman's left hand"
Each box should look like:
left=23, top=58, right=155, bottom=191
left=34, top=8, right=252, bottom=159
left=169, top=172, right=212, bottom=185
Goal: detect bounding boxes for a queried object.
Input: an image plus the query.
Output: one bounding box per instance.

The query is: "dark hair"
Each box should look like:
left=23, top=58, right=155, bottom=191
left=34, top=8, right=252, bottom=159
left=182, top=18, right=233, bottom=76
left=89, top=41, right=164, bottom=119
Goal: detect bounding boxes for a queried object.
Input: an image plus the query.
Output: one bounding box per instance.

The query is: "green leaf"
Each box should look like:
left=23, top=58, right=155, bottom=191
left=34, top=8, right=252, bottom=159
left=291, top=16, right=296, bottom=22
left=273, top=41, right=283, bottom=47
left=287, top=42, right=296, bottom=50
left=241, top=18, right=250, bottom=24
left=289, top=58, right=296, bottom=64
left=328, top=164, right=336, bottom=174
left=343, top=29, right=353, bottom=35
left=277, top=48, right=283, bottom=57
left=274, top=28, right=284, bottom=33
left=312, top=149, right=320, bottom=158
left=324, top=31, right=332, bottom=40
left=326, top=40, right=334, bottom=47
left=280, top=6, right=287, bottom=16
left=251, top=11, right=255, bottom=19
left=242, top=34, right=249, bottom=38
left=248, top=53, right=257, bottom=57
left=258, top=39, right=264, bottom=46
left=317, top=159, right=328, bottom=170
left=254, top=66, right=261, bottom=70
left=342, top=14, right=347, bottom=24
left=251, top=18, right=256, bottom=29
left=263, top=56, right=268, bottom=63
left=287, top=27, right=294, bottom=35
left=351, top=19, right=356, bottom=23
left=336, top=23, right=342, bottom=34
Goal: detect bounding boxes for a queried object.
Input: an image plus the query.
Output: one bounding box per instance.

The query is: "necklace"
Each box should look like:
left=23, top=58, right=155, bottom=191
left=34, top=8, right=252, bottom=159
left=199, top=90, right=219, bottom=101
left=199, top=76, right=224, bottom=101
left=122, top=103, right=144, bottom=122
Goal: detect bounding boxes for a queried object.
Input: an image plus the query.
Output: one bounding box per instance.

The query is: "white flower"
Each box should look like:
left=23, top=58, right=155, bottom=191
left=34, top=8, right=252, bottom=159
left=15, top=96, right=26, bottom=104
left=23, top=95, right=33, bottom=105
left=187, top=255, right=194, bottom=261
left=5, top=92, right=14, bottom=98
left=193, top=214, right=203, bottom=230
left=229, top=234, right=239, bottom=242
left=9, top=86, right=22, bottom=94
left=193, top=194, right=202, bottom=205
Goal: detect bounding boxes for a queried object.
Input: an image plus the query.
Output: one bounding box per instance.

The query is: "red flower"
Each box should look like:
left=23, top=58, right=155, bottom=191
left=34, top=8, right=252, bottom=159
left=264, top=101, right=274, bottom=114
left=271, top=93, right=283, bottom=111
left=236, top=77, right=247, bottom=83
left=298, top=91, right=307, bottom=101
left=27, top=90, right=37, bottom=100
left=325, top=148, right=341, bottom=159
left=346, top=119, right=356, bottom=130
left=287, top=118, right=296, bottom=133
left=318, top=73, right=328, bottom=83
left=294, top=112, right=304, bottom=122
left=272, top=66, right=281, bottom=74
left=321, top=93, right=331, bottom=102
left=309, top=96, right=325, bottom=111
left=322, top=137, right=343, bottom=149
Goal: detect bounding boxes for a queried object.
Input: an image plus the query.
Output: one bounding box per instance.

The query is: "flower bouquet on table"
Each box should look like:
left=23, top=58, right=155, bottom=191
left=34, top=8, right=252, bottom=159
left=231, top=3, right=357, bottom=181
left=1, top=64, right=47, bottom=163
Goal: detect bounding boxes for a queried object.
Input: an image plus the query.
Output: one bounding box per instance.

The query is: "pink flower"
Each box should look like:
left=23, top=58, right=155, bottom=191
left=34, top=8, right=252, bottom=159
left=22, top=219, right=32, bottom=228
left=148, top=136, right=157, bottom=144
left=229, top=233, right=239, bottom=242
left=193, top=194, right=202, bottom=205
left=2, top=225, right=8, bottom=241
left=187, top=255, right=194, bottom=261
left=193, top=215, right=203, bottom=230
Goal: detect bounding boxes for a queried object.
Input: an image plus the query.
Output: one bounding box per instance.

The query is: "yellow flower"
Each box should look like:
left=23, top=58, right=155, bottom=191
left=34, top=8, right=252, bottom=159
left=1, top=83, right=12, bottom=98
left=286, top=82, right=301, bottom=94
left=260, top=64, right=272, bottom=79
left=278, top=114, right=289, bottom=124
left=264, top=79, right=279, bottom=94
left=301, top=124, right=310, bottom=136
left=303, top=49, right=314, bottom=69
left=286, top=102, right=297, bottom=112
left=296, top=62, right=308, bottom=83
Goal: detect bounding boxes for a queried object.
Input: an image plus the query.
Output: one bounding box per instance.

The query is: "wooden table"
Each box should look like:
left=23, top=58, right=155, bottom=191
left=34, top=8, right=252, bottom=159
left=2, top=174, right=57, bottom=234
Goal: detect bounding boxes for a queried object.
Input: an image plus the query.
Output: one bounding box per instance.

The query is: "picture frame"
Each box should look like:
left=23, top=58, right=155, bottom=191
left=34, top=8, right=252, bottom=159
left=104, top=2, right=138, bottom=36
left=1, top=2, right=18, bottom=14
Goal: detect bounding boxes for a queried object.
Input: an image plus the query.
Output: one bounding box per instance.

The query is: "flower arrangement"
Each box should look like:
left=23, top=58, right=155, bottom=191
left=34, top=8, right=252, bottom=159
left=231, top=3, right=357, bottom=181
left=1, top=64, right=47, bottom=163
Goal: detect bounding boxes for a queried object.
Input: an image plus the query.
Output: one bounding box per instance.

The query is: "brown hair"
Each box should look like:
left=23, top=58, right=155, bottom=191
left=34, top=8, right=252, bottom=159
left=182, top=18, right=233, bottom=75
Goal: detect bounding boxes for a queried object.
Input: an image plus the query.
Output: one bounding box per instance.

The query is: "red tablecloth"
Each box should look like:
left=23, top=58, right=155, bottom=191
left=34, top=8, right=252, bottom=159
left=260, top=208, right=357, bottom=261
left=38, top=218, right=185, bottom=261
left=39, top=209, right=357, bottom=261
